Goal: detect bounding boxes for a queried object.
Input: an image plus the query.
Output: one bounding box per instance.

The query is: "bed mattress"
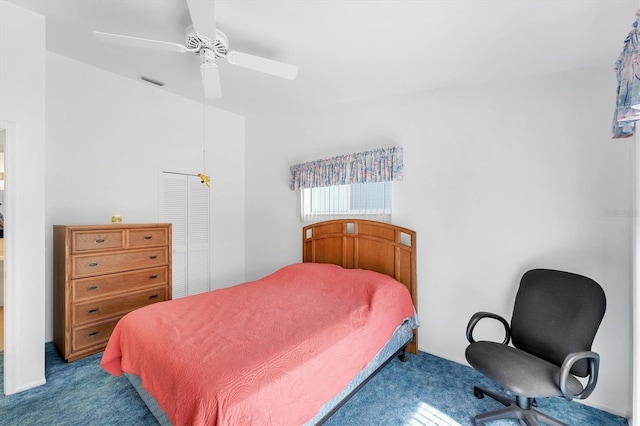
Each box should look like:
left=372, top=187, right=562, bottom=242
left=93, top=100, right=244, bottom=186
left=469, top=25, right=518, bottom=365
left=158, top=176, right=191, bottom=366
left=101, top=263, right=417, bottom=425
left=127, top=317, right=417, bottom=425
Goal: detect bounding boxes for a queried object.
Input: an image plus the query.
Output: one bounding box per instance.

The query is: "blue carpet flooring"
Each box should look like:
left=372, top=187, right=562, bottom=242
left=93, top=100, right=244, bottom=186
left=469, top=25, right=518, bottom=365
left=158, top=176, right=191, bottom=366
left=0, top=344, right=629, bottom=425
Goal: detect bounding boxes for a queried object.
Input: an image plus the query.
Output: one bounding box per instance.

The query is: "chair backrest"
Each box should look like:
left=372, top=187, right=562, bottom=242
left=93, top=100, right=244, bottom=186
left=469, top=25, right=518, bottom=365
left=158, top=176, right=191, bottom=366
left=510, top=269, right=606, bottom=377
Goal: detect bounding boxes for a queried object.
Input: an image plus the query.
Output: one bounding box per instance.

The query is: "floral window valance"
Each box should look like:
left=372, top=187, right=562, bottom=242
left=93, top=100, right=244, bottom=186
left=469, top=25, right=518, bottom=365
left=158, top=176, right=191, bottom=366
left=613, top=10, right=640, bottom=139
left=289, top=146, right=403, bottom=190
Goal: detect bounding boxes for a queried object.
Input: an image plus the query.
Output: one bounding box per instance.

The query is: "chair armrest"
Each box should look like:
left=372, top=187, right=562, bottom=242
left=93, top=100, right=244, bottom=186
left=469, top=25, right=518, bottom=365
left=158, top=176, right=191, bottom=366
left=559, top=351, right=600, bottom=401
left=466, top=311, right=511, bottom=345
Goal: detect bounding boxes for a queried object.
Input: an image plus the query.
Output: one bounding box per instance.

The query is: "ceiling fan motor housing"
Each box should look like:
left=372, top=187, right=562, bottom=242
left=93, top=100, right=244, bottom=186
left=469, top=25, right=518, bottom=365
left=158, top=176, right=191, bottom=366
left=186, top=26, right=229, bottom=59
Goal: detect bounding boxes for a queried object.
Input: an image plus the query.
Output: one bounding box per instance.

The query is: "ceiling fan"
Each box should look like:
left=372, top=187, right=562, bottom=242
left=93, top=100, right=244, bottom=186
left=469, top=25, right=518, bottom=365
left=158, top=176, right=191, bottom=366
left=93, top=0, right=298, bottom=99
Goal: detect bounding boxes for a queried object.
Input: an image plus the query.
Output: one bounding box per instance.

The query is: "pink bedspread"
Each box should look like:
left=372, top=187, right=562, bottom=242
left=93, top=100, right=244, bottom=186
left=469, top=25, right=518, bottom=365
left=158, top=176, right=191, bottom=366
left=101, top=263, right=415, bottom=425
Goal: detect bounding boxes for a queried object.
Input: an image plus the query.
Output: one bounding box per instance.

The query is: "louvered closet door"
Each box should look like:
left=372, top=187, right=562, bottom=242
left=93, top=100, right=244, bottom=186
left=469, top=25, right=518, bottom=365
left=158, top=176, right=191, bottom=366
left=160, top=172, right=210, bottom=298
left=186, top=176, right=210, bottom=295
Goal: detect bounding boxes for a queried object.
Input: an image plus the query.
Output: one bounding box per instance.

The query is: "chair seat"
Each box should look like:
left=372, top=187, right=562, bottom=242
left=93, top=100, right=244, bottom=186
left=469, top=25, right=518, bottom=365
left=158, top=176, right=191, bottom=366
left=466, top=341, right=584, bottom=399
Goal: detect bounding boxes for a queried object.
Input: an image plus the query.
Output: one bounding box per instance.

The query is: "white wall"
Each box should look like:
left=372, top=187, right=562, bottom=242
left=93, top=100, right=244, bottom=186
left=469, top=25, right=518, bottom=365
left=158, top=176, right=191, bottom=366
left=45, top=52, right=246, bottom=341
left=0, top=1, right=47, bottom=394
left=244, top=65, right=633, bottom=417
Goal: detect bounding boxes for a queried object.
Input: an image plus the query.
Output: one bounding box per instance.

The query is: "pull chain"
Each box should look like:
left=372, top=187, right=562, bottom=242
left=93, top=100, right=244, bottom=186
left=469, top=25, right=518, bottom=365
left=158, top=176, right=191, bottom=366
left=198, top=98, right=210, bottom=187
left=202, top=100, right=206, bottom=173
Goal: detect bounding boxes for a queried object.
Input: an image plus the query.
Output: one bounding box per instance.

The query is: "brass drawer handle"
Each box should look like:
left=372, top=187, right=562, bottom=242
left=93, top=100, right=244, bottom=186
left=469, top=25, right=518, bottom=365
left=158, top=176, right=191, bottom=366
left=149, top=294, right=159, bottom=300
left=86, top=285, right=99, bottom=291
left=149, top=255, right=158, bottom=260
left=95, top=238, right=105, bottom=244
left=87, top=262, right=99, bottom=267
left=143, top=235, right=153, bottom=240
left=87, top=308, right=99, bottom=314
left=87, top=331, right=99, bottom=337
left=149, top=275, right=158, bottom=280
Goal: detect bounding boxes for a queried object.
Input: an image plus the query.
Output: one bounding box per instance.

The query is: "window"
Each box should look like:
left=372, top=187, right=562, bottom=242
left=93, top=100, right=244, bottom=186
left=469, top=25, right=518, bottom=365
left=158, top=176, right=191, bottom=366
left=301, top=181, right=391, bottom=221
left=290, top=146, right=402, bottom=223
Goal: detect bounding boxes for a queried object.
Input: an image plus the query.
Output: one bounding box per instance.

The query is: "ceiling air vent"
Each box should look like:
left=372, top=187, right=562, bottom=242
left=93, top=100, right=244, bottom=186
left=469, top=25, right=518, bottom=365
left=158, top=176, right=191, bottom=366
left=140, top=76, right=165, bottom=87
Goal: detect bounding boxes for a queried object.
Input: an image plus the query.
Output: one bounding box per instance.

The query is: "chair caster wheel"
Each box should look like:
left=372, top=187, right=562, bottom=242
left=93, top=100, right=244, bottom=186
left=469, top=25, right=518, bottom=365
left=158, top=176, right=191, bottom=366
left=474, top=388, right=485, bottom=399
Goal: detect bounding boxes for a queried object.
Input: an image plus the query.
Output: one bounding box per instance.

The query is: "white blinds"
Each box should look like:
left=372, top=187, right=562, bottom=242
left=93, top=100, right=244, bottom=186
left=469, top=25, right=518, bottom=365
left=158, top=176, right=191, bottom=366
left=300, top=181, right=391, bottom=223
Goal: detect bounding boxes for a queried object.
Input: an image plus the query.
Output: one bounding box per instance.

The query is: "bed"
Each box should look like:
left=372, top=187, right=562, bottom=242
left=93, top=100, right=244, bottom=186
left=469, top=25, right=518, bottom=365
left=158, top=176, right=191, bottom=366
left=100, top=219, right=418, bottom=425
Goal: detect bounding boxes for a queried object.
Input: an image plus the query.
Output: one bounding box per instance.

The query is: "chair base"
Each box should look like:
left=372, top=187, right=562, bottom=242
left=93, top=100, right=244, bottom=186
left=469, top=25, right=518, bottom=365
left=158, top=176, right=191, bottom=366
left=472, top=386, right=568, bottom=426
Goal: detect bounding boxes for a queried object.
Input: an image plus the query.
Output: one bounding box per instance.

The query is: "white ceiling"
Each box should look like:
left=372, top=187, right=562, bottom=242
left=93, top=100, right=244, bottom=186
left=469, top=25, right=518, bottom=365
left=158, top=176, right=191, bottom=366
left=7, top=0, right=640, bottom=115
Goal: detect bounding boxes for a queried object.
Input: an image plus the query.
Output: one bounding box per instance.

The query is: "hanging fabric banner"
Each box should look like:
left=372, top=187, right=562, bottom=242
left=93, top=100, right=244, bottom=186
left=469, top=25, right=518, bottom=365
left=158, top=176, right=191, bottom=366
left=613, top=10, right=640, bottom=138
left=289, top=146, right=403, bottom=190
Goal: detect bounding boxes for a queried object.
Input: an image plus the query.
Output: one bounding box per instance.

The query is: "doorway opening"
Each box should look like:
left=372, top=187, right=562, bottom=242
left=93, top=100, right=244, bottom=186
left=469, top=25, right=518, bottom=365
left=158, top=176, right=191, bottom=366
left=0, top=128, right=5, bottom=353
left=1, top=120, right=14, bottom=395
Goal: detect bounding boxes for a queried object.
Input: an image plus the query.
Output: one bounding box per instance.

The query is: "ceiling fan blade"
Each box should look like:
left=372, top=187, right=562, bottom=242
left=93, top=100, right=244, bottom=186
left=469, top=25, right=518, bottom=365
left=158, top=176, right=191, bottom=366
left=186, top=0, right=216, bottom=40
left=226, top=51, right=298, bottom=80
left=201, top=62, right=222, bottom=99
left=94, top=31, right=189, bottom=53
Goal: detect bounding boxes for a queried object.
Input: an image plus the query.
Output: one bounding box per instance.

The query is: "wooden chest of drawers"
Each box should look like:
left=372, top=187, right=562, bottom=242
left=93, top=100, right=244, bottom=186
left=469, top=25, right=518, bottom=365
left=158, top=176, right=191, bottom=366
left=53, top=223, right=172, bottom=362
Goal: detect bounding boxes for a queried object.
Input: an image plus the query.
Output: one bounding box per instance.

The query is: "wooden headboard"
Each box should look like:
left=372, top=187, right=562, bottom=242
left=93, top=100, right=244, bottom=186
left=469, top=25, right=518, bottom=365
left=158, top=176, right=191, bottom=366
left=302, top=219, right=418, bottom=354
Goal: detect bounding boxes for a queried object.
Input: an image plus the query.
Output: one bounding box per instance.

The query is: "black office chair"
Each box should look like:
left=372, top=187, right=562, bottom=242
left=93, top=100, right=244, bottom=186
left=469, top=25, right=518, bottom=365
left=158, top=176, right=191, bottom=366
left=465, top=269, right=606, bottom=426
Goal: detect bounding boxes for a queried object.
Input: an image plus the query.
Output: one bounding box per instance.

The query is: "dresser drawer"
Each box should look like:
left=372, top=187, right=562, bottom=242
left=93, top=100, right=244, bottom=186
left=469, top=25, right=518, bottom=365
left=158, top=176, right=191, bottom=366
left=72, top=266, right=169, bottom=302
left=73, top=286, right=168, bottom=326
left=128, top=228, right=169, bottom=248
left=72, top=319, right=119, bottom=352
left=72, top=248, right=168, bottom=278
left=72, top=230, right=125, bottom=253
